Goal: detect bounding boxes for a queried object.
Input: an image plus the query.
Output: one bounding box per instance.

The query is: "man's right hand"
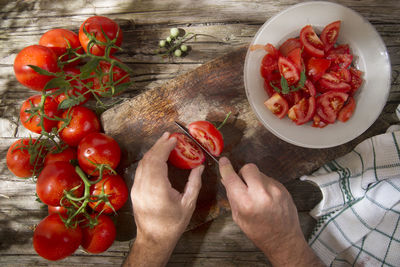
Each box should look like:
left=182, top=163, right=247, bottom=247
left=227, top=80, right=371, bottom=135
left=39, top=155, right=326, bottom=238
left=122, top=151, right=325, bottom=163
left=218, top=157, right=323, bottom=266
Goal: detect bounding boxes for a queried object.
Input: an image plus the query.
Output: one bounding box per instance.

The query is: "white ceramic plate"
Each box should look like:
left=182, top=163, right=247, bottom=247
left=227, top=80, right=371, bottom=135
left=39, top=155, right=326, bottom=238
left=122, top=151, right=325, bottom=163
left=244, top=1, right=391, bottom=148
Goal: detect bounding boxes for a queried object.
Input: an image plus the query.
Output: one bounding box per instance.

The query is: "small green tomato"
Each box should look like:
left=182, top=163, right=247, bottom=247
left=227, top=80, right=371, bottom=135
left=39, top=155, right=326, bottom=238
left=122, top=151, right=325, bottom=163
left=166, top=36, right=172, bottom=43
left=170, top=28, right=179, bottom=38
left=159, top=40, right=166, bottom=47
left=174, top=49, right=182, bottom=57
left=180, top=44, right=188, bottom=52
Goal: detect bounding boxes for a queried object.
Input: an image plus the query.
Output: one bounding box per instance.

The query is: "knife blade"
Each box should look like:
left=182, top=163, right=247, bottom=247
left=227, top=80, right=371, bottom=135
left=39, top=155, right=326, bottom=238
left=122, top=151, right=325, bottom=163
left=174, top=121, right=219, bottom=165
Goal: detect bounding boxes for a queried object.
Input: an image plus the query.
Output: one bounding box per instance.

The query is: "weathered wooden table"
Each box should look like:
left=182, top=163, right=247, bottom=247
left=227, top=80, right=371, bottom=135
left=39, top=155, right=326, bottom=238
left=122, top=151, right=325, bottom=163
left=0, top=0, right=399, bottom=266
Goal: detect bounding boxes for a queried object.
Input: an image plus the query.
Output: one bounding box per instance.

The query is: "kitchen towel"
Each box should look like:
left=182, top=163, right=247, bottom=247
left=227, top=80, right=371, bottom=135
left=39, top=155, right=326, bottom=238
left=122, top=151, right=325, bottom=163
left=301, top=129, right=400, bottom=266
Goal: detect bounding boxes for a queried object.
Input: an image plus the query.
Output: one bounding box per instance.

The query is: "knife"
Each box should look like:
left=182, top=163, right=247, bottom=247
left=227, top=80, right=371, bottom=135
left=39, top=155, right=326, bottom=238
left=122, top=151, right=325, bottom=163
left=174, top=121, right=220, bottom=165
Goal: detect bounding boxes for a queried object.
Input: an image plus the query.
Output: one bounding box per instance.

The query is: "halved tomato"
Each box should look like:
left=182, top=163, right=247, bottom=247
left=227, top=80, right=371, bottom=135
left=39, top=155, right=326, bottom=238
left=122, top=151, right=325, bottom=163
left=279, top=38, right=302, bottom=57
left=188, top=121, right=224, bottom=157
left=287, top=96, right=316, bottom=125
left=317, top=72, right=351, bottom=93
left=300, top=25, right=325, bottom=58
left=168, top=133, right=205, bottom=170
left=278, top=56, right=300, bottom=86
left=338, top=97, right=356, bottom=122
left=264, top=93, right=289, bottom=119
left=306, top=57, right=331, bottom=81
left=321, top=21, right=341, bottom=52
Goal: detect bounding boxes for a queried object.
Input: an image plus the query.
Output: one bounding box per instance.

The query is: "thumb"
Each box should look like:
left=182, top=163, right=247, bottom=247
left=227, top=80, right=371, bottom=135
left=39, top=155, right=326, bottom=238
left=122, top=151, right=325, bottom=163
left=181, top=165, right=204, bottom=210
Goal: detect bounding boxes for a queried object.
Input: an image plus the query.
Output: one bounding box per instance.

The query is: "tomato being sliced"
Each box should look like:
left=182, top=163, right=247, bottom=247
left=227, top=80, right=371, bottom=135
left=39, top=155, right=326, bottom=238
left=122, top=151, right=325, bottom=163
left=338, top=97, right=356, bottom=122
left=321, top=20, right=341, bottom=52
left=317, top=72, right=351, bottom=93
left=279, top=38, right=302, bottom=57
left=300, top=25, right=325, bottom=58
left=168, top=133, right=205, bottom=169
left=264, top=93, right=289, bottom=119
left=306, top=57, right=331, bottom=81
left=188, top=121, right=224, bottom=157
left=287, top=96, right=316, bottom=125
left=278, top=56, right=300, bottom=85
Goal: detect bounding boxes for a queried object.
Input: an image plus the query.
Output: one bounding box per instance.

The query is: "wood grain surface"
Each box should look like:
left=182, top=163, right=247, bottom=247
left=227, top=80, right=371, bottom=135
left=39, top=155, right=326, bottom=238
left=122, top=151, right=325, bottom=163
left=1, top=0, right=399, bottom=266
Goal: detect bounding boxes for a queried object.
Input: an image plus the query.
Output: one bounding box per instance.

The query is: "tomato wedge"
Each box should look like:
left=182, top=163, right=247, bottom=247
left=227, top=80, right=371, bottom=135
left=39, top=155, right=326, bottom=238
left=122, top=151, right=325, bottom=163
left=260, top=54, right=279, bottom=81
left=327, top=53, right=353, bottom=70
left=321, top=21, right=341, bottom=52
left=317, top=91, right=349, bottom=123
left=168, top=133, right=205, bottom=169
left=287, top=48, right=303, bottom=71
left=327, top=44, right=350, bottom=55
left=302, top=80, right=317, bottom=97
left=349, top=67, right=363, bottom=94
left=306, top=57, right=331, bottom=81
left=279, top=38, right=302, bottom=57
left=188, top=121, right=224, bottom=157
left=264, top=93, right=289, bottom=119
left=338, top=97, right=356, bottom=122
left=287, top=96, right=316, bottom=125
left=300, top=25, right=325, bottom=58
left=317, top=72, right=351, bottom=93
left=278, top=56, right=300, bottom=85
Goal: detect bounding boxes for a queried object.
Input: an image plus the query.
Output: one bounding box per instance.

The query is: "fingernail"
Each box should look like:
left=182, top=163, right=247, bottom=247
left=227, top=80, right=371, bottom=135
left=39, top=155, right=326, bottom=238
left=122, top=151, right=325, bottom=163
left=219, top=157, right=230, bottom=166
left=198, top=165, right=205, bottom=174
left=162, top=132, right=170, bottom=139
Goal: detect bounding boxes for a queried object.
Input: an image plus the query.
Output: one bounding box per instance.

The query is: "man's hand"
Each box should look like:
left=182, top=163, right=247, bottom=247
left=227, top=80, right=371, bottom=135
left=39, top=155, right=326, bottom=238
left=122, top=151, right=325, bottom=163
left=219, top=157, right=322, bottom=267
left=124, top=132, right=204, bottom=267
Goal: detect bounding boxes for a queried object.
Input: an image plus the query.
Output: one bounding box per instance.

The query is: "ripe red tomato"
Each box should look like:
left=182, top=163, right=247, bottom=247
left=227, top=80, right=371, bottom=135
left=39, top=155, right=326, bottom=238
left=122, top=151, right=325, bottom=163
left=20, top=94, right=60, bottom=134
left=36, top=161, right=84, bottom=206
left=278, top=56, right=300, bottom=85
left=93, top=58, right=130, bottom=96
left=89, top=174, right=128, bottom=213
left=338, top=97, right=356, bottom=122
left=77, top=133, right=121, bottom=176
left=300, top=25, right=325, bottom=58
left=279, top=38, right=302, bottom=57
left=349, top=67, right=363, bottom=94
left=58, top=106, right=101, bottom=147
left=48, top=205, right=68, bottom=215
left=306, top=57, right=331, bottom=81
left=302, top=80, right=317, bottom=97
left=168, top=132, right=205, bottom=169
left=264, top=93, right=289, bottom=119
left=44, top=147, right=77, bottom=166
left=316, top=91, right=348, bottom=124
left=33, top=213, right=82, bottom=261
left=188, top=121, right=224, bottom=157
left=79, top=16, right=123, bottom=56
left=81, top=214, right=116, bottom=253
left=6, top=138, right=46, bottom=178
left=260, top=53, right=280, bottom=81
left=52, top=67, right=92, bottom=106
left=39, top=28, right=83, bottom=67
left=321, top=21, right=341, bottom=52
left=317, top=72, right=351, bottom=93
left=326, top=53, right=353, bottom=71
left=14, top=45, right=59, bottom=91
left=287, top=48, right=303, bottom=71
left=288, top=96, right=316, bottom=125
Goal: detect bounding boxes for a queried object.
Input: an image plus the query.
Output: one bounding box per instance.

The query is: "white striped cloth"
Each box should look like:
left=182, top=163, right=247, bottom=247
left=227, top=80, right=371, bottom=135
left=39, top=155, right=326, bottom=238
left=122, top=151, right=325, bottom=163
left=301, top=128, right=400, bottom=266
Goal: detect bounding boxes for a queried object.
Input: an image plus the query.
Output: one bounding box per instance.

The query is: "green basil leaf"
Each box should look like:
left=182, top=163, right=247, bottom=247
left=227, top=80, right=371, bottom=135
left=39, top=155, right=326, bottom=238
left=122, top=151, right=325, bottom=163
left=280, top=76, right=290, bottom=94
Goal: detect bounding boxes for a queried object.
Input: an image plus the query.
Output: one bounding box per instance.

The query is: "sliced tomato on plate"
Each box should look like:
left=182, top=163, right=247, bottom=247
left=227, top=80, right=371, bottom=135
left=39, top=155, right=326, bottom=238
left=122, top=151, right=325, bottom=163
left=317, top=72, right=351, bottom=93
left=338, top=97, right=356, bottom=122
left=321, top=20, right=341, bottom=52
left=278, top=56, right=300, bottom=86
left=260, top=54, right=279, bottom=80
left=264, top=93, right=289, bottom=119
left=300, top=25, right=325, bottom=58
left=168, top=133, right=205, bottom=169
left=327, top=53, right=353, bottom=70
left=327, top=44, right=350, bottom=55
left=283, top=91, right=303, bottom=107
left=279, top=38, right=302, bottom=57
left=317, top=91, right=349, bottom=123
left=334, top=68, right=351, bottom=83
left=302, top=80, right=317, bottom=97
left=312, top=114, right=328, bottom=128
left=287, top=96, right=316, bottom=125
left=188, top=121, right=224, bottom=157
left=287, top=48, right=303, bottom=71
left=306, top=57, right=331, bottom=81
left=349, top=67, right=364, bottom=94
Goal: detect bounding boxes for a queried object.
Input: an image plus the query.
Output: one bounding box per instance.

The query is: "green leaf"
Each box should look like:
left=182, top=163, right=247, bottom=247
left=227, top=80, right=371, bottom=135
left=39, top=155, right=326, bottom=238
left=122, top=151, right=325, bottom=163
left=44, top=77, right=70, bottom=90
left=269, top=82, right=281, bottom=93
left=28, top=65, right=56, bottom=76
left=299, top=69, right=307, bottom=87
left=80, top=58, right=100, bottom=80
left=280, top=75, right=290, bottom=94
left=58, top=97, right=82, bottom=109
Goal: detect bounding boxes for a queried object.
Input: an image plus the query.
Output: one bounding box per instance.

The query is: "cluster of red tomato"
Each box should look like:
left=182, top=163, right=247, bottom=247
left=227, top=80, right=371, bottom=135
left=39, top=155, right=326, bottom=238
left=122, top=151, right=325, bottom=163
left=257, top=20, right=363, bottom=127
left=6, top=16, right=130, bottom=261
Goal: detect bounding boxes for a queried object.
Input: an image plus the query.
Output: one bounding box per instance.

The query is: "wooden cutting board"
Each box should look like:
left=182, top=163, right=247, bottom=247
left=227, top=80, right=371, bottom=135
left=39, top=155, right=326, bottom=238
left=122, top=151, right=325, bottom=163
left=101, top=46, right=389, bottom=230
